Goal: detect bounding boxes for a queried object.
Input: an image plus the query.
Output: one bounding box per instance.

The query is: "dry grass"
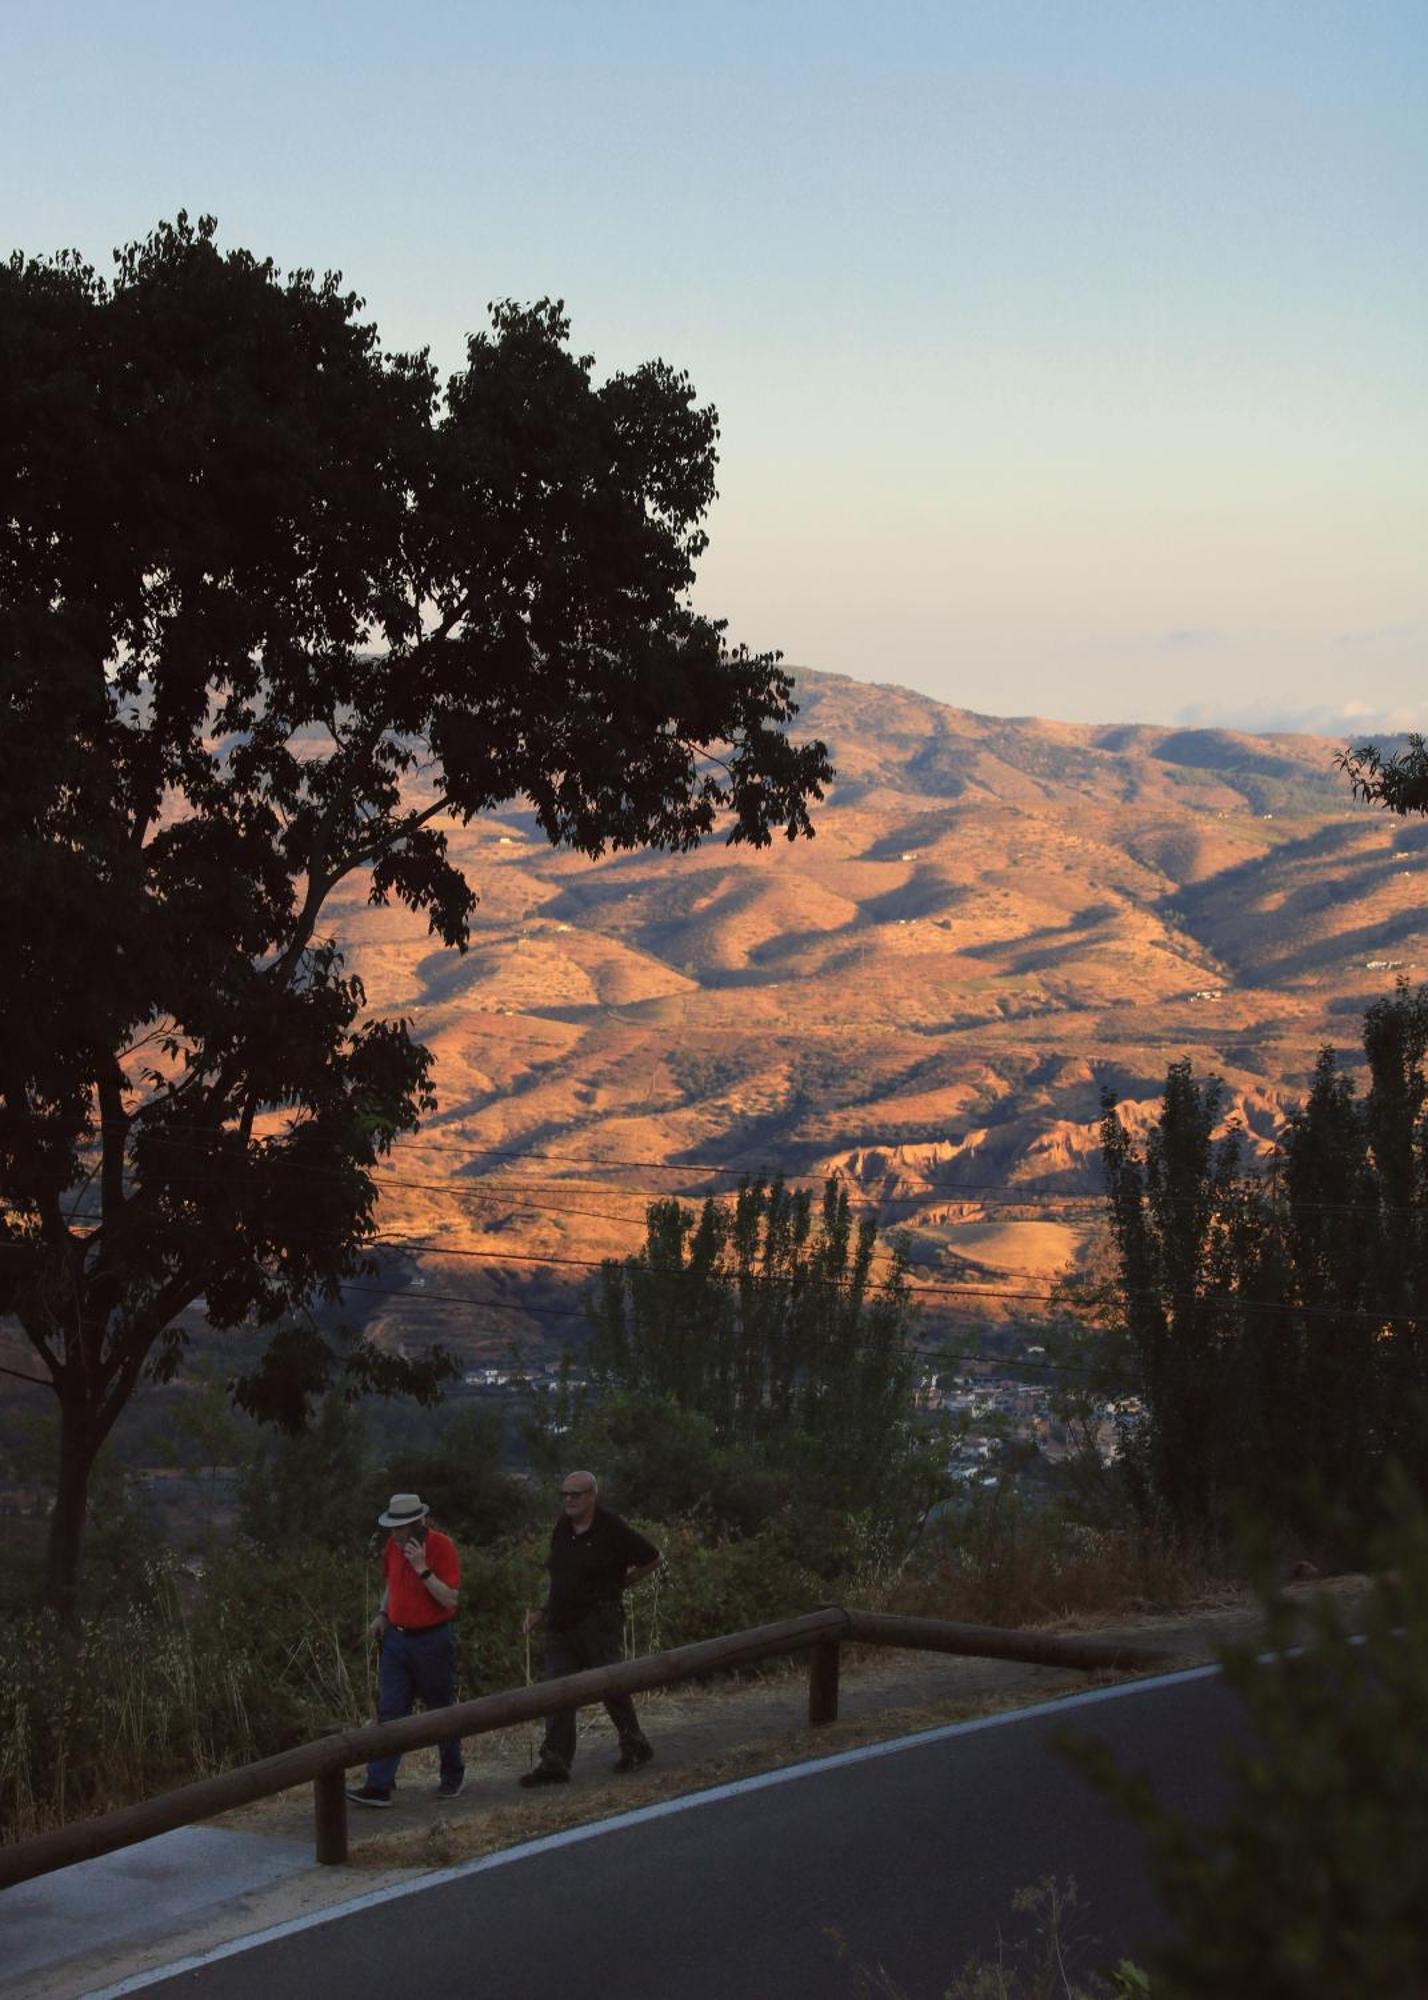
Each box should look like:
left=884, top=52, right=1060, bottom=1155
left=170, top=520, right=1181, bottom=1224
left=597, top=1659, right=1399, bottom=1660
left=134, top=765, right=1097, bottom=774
left=888, top=1504, right=1213, bottom=1632
left=0, top=1556, right=369, bottom=1842
left=0, top=1503, right=1253, bottom=1849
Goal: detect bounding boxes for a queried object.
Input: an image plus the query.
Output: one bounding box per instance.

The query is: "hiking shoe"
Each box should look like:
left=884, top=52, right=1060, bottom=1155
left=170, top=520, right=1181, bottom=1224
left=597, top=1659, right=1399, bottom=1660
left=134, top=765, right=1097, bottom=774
left=612, top=1741, right=654, bottom=1774
left=435, top=1771, right=466, bottom=1800
left=346, top=1783, right=394, bottom=1807
left=518, top=1763, right=570, bottom=1788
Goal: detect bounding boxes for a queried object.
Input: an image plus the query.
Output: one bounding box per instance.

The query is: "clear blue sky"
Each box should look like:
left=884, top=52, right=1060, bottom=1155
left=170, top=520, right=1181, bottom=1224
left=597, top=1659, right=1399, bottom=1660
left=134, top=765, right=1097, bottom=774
left=7, top=2, right=1425, bottom=732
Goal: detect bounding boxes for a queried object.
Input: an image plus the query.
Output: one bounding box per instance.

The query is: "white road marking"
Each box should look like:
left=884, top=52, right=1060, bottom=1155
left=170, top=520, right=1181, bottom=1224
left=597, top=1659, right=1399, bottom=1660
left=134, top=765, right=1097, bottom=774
left=84, top=1663, right=1223, bottom=1999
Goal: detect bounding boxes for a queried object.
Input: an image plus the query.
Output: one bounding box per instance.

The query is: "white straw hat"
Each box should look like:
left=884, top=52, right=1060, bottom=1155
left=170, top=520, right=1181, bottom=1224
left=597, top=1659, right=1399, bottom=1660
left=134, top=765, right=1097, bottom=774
left=377, top=1492, right=430, bottom=1528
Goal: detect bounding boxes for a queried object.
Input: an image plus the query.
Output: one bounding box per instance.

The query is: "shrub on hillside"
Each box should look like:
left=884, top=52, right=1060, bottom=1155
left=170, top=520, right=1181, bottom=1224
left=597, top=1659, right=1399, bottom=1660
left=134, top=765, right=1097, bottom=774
left=524, top=1387, right=798, bottom=1538
left=237, top=1393, right=378, bottom=1555
left=898, top=1486, right=1203, bottom=1629
left=383, top=1403, right=539, bottom=1547
left=1071, top=1480, right=1428, bottom=1996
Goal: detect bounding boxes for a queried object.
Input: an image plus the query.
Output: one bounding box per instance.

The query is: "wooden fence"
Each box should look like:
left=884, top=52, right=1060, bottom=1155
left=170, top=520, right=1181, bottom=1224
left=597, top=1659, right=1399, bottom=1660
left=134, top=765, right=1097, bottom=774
left=0, top=1607, right=1167, bottom=1891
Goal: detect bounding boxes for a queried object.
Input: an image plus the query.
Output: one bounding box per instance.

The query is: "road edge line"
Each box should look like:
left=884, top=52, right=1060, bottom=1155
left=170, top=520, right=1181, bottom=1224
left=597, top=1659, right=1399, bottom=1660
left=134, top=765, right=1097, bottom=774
left=84, top=1662, right=1223, bottom=1998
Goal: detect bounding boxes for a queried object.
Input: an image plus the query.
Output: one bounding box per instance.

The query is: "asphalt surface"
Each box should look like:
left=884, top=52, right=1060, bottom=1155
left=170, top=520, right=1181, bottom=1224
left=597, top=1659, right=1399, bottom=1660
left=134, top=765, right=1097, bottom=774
left=113, top=1668, right=1249, bottom=1999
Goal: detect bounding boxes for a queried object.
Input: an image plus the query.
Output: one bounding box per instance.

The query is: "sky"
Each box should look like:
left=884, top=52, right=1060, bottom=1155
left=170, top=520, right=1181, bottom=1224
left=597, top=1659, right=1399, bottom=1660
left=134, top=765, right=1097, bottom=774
left=6, top=1, right=1425, bottom=734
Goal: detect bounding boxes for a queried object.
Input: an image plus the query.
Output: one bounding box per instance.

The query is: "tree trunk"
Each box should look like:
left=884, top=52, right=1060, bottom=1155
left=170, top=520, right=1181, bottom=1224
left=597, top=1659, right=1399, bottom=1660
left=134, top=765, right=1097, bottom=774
left=47, top=1395, right=98, bottom=1625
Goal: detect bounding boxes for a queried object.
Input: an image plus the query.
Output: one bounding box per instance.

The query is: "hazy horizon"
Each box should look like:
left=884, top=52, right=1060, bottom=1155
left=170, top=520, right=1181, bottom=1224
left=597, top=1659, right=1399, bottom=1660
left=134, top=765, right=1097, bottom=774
left=785, top=662, right=1428, bottom=744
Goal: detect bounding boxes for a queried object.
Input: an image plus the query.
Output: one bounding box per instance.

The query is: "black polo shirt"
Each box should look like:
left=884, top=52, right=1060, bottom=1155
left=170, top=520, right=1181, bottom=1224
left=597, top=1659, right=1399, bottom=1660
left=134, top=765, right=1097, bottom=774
left=544, top=1506, right=660, bottom=1632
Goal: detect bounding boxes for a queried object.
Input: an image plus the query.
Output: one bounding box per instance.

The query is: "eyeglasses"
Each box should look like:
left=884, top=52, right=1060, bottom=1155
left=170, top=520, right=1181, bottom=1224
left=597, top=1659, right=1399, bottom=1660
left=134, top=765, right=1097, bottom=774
left=560, top=1487, right=594, bottom=1499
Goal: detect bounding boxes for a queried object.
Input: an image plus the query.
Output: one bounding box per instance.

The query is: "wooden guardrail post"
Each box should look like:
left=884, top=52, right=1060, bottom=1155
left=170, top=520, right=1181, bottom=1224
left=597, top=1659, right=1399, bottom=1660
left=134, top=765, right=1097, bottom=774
left=0, top=1604, right=1170, bottom=1891
left=314, top=1728, right=348, bottom=1865
left=808, top=1636, right=840, bottom=1726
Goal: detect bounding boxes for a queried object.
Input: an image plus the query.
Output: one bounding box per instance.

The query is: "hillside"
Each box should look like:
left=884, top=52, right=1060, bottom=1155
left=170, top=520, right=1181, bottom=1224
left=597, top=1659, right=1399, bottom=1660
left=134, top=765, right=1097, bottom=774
left=314, top=669, right=1418, bottom=1358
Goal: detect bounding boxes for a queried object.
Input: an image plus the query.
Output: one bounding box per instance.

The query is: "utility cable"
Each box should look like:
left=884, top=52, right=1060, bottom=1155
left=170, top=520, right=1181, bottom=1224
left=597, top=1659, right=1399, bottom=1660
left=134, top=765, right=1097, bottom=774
left=7, top=1202, right=1428, bottom=1329
left=69, top=1119, right=1428, bottom=1219
left=0, top=1362, right=51, bottom=1388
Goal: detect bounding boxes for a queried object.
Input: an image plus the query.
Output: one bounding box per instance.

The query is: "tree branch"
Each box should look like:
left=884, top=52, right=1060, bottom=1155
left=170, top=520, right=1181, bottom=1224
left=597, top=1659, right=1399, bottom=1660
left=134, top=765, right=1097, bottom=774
left=96, top=1063, right=129, bottom=1239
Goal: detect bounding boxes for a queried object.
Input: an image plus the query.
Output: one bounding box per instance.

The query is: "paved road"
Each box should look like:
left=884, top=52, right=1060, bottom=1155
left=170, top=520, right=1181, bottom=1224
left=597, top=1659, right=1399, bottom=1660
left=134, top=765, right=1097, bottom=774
left=117, top=1668, right=1246, bottom=2000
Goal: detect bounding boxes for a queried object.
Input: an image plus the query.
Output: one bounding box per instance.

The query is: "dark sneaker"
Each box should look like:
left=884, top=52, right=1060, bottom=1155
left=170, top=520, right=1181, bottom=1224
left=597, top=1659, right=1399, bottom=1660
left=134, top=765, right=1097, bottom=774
left=518, top=1763, right=570, bottom=1788
left=612, top=1741, right=654, bottom=1773
left=346, top=1783, right=394, bottom=1807
left=435, top=1771, right=466, bottom=1800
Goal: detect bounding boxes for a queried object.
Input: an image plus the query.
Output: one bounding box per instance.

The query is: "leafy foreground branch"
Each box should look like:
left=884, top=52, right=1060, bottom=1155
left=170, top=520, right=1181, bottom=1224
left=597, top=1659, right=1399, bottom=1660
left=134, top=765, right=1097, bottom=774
left=1067, top=1483, right=1428, bottom=1999
left=829, top=1492, right=1428, bottom=1999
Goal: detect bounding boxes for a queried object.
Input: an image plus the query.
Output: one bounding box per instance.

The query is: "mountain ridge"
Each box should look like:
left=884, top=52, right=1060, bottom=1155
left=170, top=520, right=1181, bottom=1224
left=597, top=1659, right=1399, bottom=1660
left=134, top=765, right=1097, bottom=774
left=316, top=666, right=1421, bottom=1355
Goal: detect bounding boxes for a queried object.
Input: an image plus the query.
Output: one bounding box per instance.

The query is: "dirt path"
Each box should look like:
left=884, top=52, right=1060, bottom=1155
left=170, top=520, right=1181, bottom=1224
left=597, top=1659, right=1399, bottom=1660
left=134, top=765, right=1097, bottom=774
left=219, top=1576, right=1365, bottom=1872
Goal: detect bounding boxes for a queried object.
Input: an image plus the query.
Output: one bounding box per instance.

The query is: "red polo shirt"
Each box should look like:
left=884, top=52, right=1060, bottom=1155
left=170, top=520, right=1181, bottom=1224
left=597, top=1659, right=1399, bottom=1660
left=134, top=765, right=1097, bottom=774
left=383, top=1526, right=459, bottom=1629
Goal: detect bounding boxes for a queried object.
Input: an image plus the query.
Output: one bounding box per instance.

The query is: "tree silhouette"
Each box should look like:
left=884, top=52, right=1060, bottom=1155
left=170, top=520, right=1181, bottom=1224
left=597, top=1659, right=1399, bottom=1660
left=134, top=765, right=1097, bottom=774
left=0, top=215, right=831, bottom=1612
left=587, top=1178, right=926, bottom=1523
left=1099, top=991, right=1428, bottom=1546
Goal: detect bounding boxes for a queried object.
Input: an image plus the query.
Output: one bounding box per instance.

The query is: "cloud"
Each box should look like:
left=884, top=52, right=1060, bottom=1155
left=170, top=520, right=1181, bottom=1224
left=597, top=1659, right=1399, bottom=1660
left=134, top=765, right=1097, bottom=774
left=1333, top=624, right=1421, bottom=648
left=1173, top=695, right=1428, bottom=738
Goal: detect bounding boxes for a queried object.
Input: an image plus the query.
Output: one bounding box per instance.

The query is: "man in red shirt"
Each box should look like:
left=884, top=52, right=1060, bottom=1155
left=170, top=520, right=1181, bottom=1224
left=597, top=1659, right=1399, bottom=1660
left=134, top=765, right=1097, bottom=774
left=347, top=1492, right=464, bottom=1806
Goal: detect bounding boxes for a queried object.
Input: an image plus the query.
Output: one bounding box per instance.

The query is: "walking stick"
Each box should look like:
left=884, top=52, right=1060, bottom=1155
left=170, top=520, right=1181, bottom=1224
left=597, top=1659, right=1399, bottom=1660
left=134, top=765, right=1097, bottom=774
left=525, top=1622, right=536, bottom=1770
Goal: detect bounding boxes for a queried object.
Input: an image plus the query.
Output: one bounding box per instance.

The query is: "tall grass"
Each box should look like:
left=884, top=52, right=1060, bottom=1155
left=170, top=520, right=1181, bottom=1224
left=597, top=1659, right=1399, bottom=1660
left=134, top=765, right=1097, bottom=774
left=0, top=1550, right=369, bottom=1841
left=2, top=1498, right=1209, bottom=1840
left=887, top=1487, right=1207, bottom=1629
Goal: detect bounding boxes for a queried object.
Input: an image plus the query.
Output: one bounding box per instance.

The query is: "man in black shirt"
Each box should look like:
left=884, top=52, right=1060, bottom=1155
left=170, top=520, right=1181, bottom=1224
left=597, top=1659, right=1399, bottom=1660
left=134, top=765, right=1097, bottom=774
left=519, top=1470, right=661, bottom=1785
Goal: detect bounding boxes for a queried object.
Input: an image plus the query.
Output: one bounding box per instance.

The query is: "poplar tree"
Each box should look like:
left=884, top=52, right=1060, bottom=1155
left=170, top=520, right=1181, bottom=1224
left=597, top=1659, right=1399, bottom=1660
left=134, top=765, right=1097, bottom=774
left=587, top=1178, right=920, bottom=1518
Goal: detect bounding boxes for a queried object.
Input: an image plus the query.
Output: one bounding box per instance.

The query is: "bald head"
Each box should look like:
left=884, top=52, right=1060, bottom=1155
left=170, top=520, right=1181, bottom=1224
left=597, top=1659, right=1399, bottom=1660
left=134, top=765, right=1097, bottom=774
left=559, top=1470, right=598, bottom=1527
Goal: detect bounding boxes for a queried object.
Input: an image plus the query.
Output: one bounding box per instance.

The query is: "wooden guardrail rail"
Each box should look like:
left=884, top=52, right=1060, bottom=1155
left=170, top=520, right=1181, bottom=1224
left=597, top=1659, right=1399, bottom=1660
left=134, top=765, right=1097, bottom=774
left=0, top=1608, right=1167, bottom=1892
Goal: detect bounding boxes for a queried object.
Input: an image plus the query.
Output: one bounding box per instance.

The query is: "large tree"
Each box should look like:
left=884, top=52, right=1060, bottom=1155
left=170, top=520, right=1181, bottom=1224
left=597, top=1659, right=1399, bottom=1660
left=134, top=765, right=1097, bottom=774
left=1098, top=992, right=1428, bottom=1546
left=0, top=215, right=831, bottom=1612
left=586, top=1177, right=929, bottom=1527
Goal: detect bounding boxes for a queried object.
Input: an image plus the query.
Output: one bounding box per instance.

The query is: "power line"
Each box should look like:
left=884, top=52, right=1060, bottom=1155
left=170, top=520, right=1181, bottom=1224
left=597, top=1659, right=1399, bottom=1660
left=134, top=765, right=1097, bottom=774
left=62, top=1121, right=1428, bottom=1221
left=10, top=1192, right=1428, bottom=1328
left=0, top=1360, right=50, bottom=1392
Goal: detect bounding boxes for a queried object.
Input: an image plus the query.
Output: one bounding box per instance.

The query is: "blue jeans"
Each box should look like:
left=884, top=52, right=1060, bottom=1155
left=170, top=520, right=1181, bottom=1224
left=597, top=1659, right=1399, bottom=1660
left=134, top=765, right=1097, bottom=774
left=366, top=1622, right=464, bottom=1791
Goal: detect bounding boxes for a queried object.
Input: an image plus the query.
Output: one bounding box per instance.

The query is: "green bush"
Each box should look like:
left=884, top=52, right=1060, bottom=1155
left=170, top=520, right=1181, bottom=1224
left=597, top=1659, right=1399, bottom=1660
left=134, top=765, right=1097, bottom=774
left=1073, top=1482, right=1428, bottom=1996
left=236, top=1394, right=378, bottom=1555
left=526, top=1388, right=800, bottom=1537
left=384, top=1403, right=539, bottom=1547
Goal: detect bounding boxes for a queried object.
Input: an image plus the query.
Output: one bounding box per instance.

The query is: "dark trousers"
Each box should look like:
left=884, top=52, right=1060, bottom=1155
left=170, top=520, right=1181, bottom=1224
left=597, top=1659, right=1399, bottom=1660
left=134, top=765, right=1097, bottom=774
left=367, top=1622, right=464, bottom=1790
left=538, top=1604, right=649, bottom=1774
